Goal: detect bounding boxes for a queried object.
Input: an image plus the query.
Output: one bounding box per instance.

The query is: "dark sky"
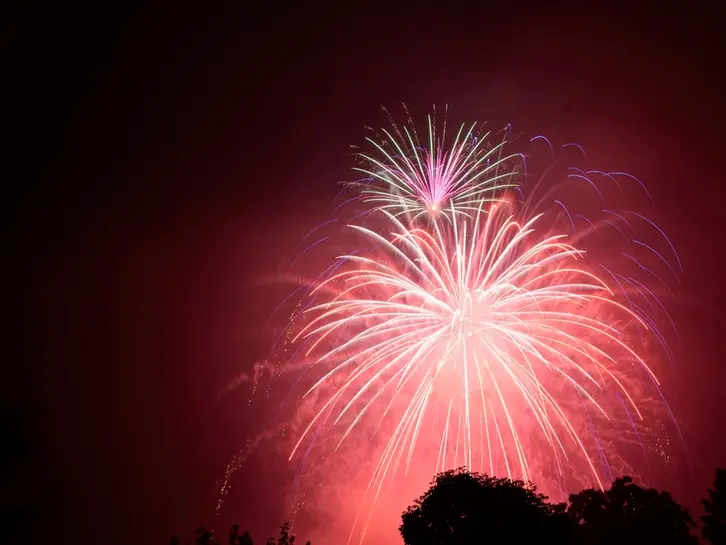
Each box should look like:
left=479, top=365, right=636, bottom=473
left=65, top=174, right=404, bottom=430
left=8, top=4, right=726, bottom=545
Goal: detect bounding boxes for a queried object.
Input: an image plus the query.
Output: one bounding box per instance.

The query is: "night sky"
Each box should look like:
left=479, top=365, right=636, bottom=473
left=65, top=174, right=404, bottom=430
left=8, top=4, right=726, bottom=545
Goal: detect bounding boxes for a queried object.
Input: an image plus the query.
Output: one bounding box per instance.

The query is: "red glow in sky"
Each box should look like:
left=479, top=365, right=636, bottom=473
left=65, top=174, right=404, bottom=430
left=12, top=4, right=726, bottom=545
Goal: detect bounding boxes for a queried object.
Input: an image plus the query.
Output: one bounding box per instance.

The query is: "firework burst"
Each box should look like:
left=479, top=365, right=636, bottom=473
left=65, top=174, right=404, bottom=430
left=353, top=108, right=521, bottom=221
left=218, top=113, right=683, bottom=545
left=291, top=193, right=673, bottom=500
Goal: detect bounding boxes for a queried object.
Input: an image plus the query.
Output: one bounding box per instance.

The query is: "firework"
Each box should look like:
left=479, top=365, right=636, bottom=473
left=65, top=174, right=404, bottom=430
left=219, top=116, right=683, bottom=545
left=353, top=109, right=521, bottom=220
left=292, top=193, right=672, bottom=488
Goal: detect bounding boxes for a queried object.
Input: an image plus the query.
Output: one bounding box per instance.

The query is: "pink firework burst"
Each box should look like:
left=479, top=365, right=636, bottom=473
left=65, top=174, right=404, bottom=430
left=354, top=110, right=521, bottom=220
left=217, top=119, right=684, bottom=545
left=287, top=188, right=679, bottom=540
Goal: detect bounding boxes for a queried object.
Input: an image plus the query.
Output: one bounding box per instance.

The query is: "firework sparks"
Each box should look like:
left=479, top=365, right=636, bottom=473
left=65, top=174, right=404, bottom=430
left=354, top=110, right=521, bottom=220
left=290, top=191, right=675, bottom=513
left=219, top=114, right=683, bottom=545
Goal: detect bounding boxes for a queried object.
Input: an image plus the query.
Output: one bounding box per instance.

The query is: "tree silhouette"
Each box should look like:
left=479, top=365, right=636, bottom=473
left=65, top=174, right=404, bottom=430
left=703, top=468, right=726, bottom=545
left=274, top=522, right=294, bottom=545
left=174, top=523, right=308, bottom=545
left=399, top=467, right=575, bottom=545
left=568, top=476, right=697, bottom=545
left=229, top=524, right=240, bottom=545
left=229, top=524, right=254, bottom=545
left=196, top=527, right=216, bottom=545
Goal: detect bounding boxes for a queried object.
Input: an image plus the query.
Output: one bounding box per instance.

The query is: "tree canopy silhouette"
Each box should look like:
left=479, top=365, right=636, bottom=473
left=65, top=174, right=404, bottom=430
left=703, top=468, right=726, bottom=545
left=229, top=523, right=253, bottom=545
left=399, top=467, right=574, bottom=545
left=174, top=468, right=726, bottom=545
left=176, top=523, right=309, bottom=545
left=567, top=476, right=697, bottom=545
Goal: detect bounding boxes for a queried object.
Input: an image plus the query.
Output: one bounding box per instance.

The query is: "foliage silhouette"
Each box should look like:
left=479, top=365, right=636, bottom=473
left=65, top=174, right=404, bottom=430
left=703, top=468, right=726, bottom=545
left=174, top=523, right=309, bottom=545
left=399, top=467, right=575, bottom=545
left=229, top=523, right=253, bottom=545
left=568, top=476, right=697, bottom=545
left=175, top=468, right=726, bottom=545
left=196, top=527, right=214, bottom=545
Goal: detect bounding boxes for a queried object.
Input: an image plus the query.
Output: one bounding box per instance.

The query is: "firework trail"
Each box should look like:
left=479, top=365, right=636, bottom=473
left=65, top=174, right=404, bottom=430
left=218, top=111, right=683, bottom=545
